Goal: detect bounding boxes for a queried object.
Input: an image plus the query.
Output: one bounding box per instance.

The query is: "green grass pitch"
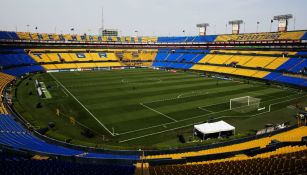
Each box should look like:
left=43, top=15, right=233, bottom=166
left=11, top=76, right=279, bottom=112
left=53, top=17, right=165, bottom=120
left=13, top=69, right=307, bottom=150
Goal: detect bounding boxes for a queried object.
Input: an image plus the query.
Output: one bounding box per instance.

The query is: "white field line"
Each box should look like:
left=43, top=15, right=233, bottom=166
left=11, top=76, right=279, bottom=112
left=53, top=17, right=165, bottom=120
left=66, top=83, right=106, bottom=88
left=197, top=101, right=228, bottom=109
left=54, top=81, right=60, bottom=88
left=227, top=94, right=307, bottom=120
left=117, top=120, right=178, bottom=135
left=118, top=93, right=299, bottom=136
left=144, top=91, right=209, bottom=105
left=61, top=89, right=69, bottom=97
left=117, top=93, right=303, bottom=140
left=198, top=107, right=214, bottom=113
left=119, top=115, right=250, bottom=143
left=49, top=73, right=115, bottom=136
left=177, top=91, right=209, bottom=98
left=143, top=97, right=179, bottom=104
left=143, top=82, right=249, bottom=105
left=142, top=81, right=248, bottom=105
left=142, top=82, right=228, bottom=105
left=196, top=89, right=295, bottom=110
left=119, top=124, right=193, bottom=143
left=248, top=90, right=294, bottom=99
left=117, top=92, right=300, bottom=136
left=121, top=78, right=162, bottom=84
left=184, top=93, right=299, bottom=122
left=139, top=103, right=177, bottom=122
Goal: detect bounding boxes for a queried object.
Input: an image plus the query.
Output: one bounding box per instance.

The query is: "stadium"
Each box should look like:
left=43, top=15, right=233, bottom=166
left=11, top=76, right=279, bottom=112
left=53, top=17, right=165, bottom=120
left=1, top=1, right=307, bottom=175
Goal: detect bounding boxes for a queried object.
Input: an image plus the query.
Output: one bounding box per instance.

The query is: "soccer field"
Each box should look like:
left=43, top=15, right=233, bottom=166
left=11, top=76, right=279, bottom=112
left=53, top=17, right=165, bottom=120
left=14, top=69, right=307, bottom=149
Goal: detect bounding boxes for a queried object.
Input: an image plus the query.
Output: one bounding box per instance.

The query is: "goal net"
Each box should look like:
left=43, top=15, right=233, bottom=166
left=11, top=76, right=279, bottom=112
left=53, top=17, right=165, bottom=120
left=230, top=96, right=261, bottom=113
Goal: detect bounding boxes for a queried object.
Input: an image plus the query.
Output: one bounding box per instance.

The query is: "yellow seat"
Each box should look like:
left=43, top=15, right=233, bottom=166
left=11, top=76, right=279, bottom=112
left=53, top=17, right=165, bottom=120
left=142, top=127, right=307, bottom=160
left=0, top=73, right=15, bottom=114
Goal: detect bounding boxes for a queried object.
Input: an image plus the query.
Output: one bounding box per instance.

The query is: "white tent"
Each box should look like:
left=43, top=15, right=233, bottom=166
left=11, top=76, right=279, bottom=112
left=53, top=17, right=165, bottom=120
left=194, top=120, right=235, bottom=139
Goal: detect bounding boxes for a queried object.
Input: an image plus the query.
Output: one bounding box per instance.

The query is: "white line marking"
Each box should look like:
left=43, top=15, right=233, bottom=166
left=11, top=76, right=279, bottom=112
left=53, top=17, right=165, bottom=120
left=248, top=90, right=291, bottom=99
left=143, top=83, right=248, bottom=105
left=177, top=90, right=208, bottom=99
left=54, top=81, right=60, bottom=88
left=143, top=91, right=209, bottom=105
left=120, top=115, right=260, bottom=143
left=118, top=93, right=305, bottom=140
left=198, top=101, right=228, bottom=109
left=61, top=89, right=69, bottom=97
left=144, top=97, right=179, bottom=104
left=49, top=73, right=115, bottom=136
left=117, top=91, right=299, bottom=136
left=198, top=107, right=214, bottom=113
left=184, top=93, right=300, bottom=122
left=139, top=103, right=178, bottom=122
left=117, top=120, right=177, bottom=135
left=119, top=125, right=191, bottom=143
left=121, top=78, right=162, bottom=84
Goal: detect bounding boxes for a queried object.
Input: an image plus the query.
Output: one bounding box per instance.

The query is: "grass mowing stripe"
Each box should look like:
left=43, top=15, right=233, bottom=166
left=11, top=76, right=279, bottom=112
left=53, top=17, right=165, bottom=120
left=118, top=94, right=304, bottom=142
left=56, top=71, right=194, bottom=84
left=117, top=89, right=301, bottom=137
left=146, top=85, right=265, bottom=108
left=49, top=73, right=115, bottom=136
left=139, top=103, right=178, bottom=122
left=75, top=81, right=239, bottom=104
left=63, top=75, right=216, bottom=92
left=67, top=76, right=211, bottom=93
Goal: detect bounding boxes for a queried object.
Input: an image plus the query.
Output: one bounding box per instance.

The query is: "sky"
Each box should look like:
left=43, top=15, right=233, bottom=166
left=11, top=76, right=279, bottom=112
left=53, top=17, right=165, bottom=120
left=0, top=0, right=306, bottom=36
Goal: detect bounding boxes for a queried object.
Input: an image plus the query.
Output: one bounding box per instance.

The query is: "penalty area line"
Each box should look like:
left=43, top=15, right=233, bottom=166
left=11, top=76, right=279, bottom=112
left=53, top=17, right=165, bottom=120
left=139, top=103, right=178, bottom=122
left=197, top=107, right=214, bottom=113
left=49, top=73, right=115, bottom=136
left=119, top=93, right=306, bottom=141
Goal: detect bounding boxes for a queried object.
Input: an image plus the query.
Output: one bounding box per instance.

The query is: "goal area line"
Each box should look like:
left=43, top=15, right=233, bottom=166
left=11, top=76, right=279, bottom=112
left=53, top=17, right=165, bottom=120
left=117, top=94, right=305, bottom=142
left=117, top=93, right=300, bottom=136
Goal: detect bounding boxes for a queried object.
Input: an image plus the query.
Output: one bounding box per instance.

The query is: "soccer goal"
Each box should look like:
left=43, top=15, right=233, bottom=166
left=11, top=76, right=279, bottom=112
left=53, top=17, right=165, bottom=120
left=230, top=96, right=261, bottom=113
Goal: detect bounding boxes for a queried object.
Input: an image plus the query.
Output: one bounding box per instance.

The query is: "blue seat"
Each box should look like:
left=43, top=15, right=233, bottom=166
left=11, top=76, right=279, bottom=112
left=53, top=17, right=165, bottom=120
left=276, top=76, right=306, bottom=87
left=0, top=153, right=135, bottom=175
left=289, top=59, right=307, bottom=73
left=3, top=65, right=44, bottom=77
left=263, top=72, right=282, bottom=81
left=277, top=58, right=302, bottom=72
left=0, top=114, right=140, bottom=160
left=0, top=31, right=19, bottom=40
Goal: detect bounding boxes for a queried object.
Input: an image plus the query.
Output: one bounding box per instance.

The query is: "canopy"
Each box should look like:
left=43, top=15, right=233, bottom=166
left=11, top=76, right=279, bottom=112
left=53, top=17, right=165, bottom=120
left=194, top=120, right=235, bottom=135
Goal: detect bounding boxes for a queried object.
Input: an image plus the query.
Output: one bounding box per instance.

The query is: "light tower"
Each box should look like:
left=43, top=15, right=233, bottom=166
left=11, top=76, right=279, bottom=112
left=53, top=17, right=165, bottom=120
left=273, top=14, right=293, bottom=32
left=196, top=23, right=209, bottom=36
left=228, top=20, right=243, bottom=34
left=99, top=8, right=104, bottom=35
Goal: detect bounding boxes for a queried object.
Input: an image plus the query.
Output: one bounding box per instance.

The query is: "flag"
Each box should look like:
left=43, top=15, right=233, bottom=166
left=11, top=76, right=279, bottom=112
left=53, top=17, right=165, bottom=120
left=271, top=19, right=274, bottom=23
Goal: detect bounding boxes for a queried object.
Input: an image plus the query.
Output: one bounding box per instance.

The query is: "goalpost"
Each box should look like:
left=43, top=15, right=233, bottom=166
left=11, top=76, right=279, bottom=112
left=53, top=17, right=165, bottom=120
left=230, top=96, right=261, bottom=113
